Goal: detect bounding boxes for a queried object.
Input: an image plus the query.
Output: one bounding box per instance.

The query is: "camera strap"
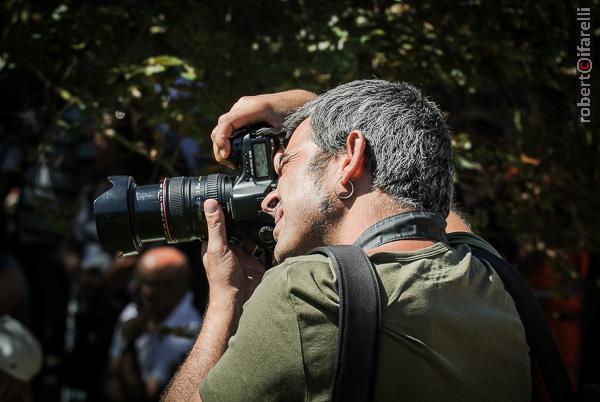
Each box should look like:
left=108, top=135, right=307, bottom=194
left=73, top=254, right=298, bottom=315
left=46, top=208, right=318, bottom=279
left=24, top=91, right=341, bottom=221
left=310, top=245, right=380, bottom=402
left=309, top=211, right=447, bottom=402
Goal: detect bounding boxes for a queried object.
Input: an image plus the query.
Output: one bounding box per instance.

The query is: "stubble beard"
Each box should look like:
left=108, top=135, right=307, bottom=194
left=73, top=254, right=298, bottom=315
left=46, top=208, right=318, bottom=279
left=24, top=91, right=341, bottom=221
left=273, top=182, right=343, bottom=263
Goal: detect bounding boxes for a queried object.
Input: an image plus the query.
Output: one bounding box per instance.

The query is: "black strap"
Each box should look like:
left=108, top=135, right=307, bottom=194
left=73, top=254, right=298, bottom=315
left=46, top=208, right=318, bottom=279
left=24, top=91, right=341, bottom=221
left=470, top=247, right=575, bottom=402
left=309, top=245, right=381, bottom=402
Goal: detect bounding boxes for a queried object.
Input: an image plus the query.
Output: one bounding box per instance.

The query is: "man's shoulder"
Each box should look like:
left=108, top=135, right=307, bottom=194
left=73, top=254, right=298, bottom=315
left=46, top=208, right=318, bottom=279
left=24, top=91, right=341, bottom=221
left=278, top=252, right=332, bottom=267
left=266, top=253, right=334, bottom=284
left=262, top=252, right=339, bottom=310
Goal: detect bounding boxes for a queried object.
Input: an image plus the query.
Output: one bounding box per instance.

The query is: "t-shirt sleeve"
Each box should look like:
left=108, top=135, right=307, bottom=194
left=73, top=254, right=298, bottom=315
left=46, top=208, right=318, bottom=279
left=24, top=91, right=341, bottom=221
left=447, top=231, right=502, bottom=258
left=199, top=262, right=307, bottom=402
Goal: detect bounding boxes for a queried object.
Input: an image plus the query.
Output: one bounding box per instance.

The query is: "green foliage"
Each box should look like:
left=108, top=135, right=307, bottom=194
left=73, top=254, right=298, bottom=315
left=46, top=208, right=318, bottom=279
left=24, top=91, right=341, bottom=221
left=1, top=0, right=599, bottom=267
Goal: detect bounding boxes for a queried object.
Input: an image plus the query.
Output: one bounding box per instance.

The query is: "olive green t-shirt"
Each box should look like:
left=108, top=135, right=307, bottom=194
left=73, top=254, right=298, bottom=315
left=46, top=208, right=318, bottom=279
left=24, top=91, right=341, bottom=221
left=200, top=232, right=531, bottom=401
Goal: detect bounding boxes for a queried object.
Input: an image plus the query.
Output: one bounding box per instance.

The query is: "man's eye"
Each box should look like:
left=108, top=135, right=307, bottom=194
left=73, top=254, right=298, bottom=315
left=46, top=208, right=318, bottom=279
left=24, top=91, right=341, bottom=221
left=277, top=158, right=289, bottom=176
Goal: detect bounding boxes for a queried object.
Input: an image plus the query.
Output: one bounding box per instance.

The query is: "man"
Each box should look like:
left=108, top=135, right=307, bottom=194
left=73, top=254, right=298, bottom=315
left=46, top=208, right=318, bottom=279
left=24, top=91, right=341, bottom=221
left=164, top=80, right=531, bottom=401
left=106, top=247, right=202, bottom=402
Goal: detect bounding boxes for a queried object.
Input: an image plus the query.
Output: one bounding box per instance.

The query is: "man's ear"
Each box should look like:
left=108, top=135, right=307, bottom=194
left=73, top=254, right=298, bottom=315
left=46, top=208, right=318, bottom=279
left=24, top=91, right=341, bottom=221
left=338, top=130, right=367, bottom=185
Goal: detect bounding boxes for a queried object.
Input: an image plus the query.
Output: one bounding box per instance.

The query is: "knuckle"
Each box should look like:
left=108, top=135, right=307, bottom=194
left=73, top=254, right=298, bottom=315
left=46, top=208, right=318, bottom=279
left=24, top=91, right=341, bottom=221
left=217, top=113, right=230, bottom=125
left=206, top=215, right=225, bottom=231
left=236, top=96, right=250, bottom=105
left=207, top=217, right=222, bottom=229
left=235, top=95, right=257, bottom=110
left=207, top=242, right=227, bottom=258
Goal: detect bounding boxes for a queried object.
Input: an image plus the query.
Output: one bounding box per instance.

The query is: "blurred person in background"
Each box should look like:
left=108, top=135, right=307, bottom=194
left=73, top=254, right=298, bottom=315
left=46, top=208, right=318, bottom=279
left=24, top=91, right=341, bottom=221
left=105, top=247, right=202, bottom=402
left=0, top=315, right=42, bottom=402
left=60, top=182, right=138, bottom=402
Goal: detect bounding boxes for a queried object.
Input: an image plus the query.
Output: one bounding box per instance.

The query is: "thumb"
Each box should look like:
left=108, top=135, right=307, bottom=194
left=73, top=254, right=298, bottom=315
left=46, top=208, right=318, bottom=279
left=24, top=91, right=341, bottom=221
left=204, top=199, right=227, bottom=253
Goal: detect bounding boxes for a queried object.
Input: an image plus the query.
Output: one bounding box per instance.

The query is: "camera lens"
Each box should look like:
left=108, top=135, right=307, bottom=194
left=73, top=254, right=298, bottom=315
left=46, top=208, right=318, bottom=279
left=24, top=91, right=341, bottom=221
left=94, top=174, right=232, bottom=255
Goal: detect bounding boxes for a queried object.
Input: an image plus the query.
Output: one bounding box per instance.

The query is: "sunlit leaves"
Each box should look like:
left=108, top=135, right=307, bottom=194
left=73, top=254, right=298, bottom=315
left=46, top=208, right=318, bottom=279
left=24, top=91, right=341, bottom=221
left=1, top=0, right=597, bottom=263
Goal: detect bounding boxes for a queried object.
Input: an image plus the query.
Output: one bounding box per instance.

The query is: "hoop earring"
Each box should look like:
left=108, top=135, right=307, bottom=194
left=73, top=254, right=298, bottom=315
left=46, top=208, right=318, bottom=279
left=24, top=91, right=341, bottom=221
left=335, top=178, right=354, bottom=200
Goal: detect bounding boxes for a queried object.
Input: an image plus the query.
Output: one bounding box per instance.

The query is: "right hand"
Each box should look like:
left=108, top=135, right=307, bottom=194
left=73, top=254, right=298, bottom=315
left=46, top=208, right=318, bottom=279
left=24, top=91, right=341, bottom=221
left=211, top=90, right=315, bottom=168
left=201, top=199, right=266, bottom=305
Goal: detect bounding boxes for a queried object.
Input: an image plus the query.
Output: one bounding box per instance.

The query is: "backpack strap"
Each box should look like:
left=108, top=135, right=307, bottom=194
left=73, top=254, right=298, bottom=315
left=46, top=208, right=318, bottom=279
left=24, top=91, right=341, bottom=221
left=470, top=247, right=575, bottom=402
left=309, top=245, right=382, bottom=402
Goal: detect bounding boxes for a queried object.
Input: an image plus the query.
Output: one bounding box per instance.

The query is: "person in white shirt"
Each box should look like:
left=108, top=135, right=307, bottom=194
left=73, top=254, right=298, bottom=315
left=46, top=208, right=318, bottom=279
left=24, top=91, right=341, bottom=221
left=105, top=247, right=202, bottom=402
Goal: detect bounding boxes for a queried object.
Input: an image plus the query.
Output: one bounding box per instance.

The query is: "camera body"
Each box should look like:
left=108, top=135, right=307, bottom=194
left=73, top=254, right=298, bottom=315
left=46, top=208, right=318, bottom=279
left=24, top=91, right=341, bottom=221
left=93, top=125, right=281, bottom=256
left=227, top=125, right=279, bottom=224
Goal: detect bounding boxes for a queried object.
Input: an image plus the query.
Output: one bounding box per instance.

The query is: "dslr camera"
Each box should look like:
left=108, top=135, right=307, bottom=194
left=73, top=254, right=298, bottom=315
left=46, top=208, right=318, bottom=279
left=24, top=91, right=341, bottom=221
left=94, top=125, right=282, bottom=256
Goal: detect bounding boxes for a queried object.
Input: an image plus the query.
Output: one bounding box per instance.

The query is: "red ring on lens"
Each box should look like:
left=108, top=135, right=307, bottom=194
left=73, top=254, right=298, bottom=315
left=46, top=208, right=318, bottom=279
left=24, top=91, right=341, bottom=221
left=161, top=177, right=173, bottom=242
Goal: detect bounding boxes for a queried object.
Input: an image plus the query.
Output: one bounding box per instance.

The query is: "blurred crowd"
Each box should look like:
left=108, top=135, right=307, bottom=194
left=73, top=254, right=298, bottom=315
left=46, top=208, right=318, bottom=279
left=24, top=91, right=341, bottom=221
left=0, top=92, right=209, bottom=402
left=1, top=75, right=599, bottom=402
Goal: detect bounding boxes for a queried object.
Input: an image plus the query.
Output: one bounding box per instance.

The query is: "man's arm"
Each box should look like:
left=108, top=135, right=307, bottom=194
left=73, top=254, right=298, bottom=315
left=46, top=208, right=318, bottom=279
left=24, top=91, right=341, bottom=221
left=164, top=90, right=312, bottom=401
left=210, top=89, right=316, bottom=167
left=161, top=297, right=240, bottom=402
left=161, top=286, right=243, bottom=402
left=161, top=200, right=264, bottom=402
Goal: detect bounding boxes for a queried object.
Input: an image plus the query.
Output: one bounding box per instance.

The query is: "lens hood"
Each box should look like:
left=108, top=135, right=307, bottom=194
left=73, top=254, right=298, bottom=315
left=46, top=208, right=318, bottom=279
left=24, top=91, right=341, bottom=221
left=93, top=176, right=142, bottom=256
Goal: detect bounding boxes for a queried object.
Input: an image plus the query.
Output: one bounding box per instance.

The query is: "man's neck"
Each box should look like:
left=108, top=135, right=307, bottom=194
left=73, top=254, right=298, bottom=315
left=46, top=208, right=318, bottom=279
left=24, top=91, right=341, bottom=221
left=330, top=191, right=436, bottom=254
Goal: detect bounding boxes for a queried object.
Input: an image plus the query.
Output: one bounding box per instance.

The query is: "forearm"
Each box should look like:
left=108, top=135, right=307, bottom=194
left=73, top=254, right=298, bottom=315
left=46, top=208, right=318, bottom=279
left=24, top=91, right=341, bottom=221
left=162, top=200, right=265, bottom=401
left=161, top=292, right=242, bottom=402
left=269, top=89, right=316, bottom=121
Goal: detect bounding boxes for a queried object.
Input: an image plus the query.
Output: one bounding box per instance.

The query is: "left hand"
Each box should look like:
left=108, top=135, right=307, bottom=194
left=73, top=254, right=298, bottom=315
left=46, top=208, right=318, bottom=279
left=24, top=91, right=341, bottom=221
left=201, top=199, right=266, bottom=305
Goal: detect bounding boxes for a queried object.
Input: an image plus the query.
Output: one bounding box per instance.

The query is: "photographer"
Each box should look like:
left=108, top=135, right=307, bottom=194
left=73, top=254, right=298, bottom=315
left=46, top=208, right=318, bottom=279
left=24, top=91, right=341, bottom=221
left=163, top=80, right=530, bottom=401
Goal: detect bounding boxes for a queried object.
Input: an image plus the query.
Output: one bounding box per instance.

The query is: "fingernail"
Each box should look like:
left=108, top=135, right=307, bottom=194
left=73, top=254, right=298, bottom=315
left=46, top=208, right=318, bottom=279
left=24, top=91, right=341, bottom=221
left=204, top=200, right=218, bottom=214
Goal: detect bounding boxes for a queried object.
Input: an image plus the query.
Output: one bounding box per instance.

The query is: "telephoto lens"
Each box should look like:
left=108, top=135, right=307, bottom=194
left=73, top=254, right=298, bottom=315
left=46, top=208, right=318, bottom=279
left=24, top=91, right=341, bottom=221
left=94, top=125, right=280, bottom=256
left=94, top=174, right=233, bottom=256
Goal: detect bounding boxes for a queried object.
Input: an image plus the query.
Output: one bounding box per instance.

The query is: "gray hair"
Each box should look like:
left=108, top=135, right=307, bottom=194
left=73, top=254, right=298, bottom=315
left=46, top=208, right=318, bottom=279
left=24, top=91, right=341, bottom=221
left=283, top=79, right=454, bottom=217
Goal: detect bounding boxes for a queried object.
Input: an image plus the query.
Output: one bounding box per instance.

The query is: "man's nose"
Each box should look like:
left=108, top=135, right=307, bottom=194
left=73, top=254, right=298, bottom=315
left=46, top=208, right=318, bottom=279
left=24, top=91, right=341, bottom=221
left=261, top=190, right=280, bottom=217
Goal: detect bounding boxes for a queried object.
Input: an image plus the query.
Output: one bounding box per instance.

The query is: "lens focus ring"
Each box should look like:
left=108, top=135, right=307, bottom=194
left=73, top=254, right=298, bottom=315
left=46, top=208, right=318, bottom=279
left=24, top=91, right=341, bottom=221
left=204, top=174, right=221, bottom=201
left=168, top=177, right=185, bottom=218
left=166, top=177, right=191, bottom=242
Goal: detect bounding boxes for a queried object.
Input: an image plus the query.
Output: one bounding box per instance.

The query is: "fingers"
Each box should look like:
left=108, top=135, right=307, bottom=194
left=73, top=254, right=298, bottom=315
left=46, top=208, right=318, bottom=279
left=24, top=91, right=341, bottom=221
left=211, top=117, right=234, bottom=161
left=228, top=244, right=266, bottom=287
left=211, top=96, right=271, bottom=166
left=203, top=199, right=227, bottom=257
left=212, top=141, right=237, bottom=169
left=200, top=200, right=267, bottom=302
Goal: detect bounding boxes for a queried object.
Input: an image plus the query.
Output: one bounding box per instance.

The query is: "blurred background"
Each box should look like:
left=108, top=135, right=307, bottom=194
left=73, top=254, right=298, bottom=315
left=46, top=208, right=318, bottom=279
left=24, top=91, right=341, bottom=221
left=0, top=1, right=598, bottom=401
